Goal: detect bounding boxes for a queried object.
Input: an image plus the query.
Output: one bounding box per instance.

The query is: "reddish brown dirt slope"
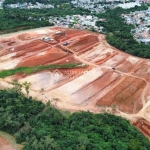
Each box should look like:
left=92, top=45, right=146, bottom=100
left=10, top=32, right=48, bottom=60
left=0, top=136, right=15, bottom=150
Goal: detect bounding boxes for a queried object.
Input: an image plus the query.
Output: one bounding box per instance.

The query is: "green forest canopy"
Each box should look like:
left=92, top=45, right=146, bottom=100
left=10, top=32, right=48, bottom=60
left=0, top=87, right=150, bottom=150
left=0, top=3, right=90, bottom=34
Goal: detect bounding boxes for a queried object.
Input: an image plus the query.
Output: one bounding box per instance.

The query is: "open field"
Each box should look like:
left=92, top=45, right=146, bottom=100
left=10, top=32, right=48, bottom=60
left=1, top=27, right=150, bottom=139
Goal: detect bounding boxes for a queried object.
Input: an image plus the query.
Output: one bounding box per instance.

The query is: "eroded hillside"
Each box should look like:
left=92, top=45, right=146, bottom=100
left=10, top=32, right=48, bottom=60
left=0, top=27, right=150, bottom=139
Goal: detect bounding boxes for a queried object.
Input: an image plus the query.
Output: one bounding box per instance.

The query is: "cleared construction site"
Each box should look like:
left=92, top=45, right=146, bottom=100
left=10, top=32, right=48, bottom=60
left=0, top=27, right=150, bottom=139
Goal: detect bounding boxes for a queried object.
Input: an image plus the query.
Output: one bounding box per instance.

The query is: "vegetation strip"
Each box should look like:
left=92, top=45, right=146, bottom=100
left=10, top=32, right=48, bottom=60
left=0, top=63, right=87, bottom=78
left=0, top=88, right=150, bottom=150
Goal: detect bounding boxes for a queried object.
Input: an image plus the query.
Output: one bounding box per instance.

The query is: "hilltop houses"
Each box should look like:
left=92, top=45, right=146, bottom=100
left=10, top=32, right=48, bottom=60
left=49, top=15, right=103, bottom=32
left=122, top=7, right=150, bottom=44
left=4, top=2, right=54, bottom=9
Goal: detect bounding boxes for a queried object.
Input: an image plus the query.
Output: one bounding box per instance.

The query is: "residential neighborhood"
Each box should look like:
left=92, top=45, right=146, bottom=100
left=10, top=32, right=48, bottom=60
left=0, top=0, right=4, bottom=8
left=0, top=0, right=150, bottom=43
left=49, top=15, right=104, bottom=32
left=122, top=6, right=150, bottom=44
left=71, top=0, right=143, bottom=13
left=1, top=0, right=145, bottom=11
left=4, top=2, right=54, bottom=9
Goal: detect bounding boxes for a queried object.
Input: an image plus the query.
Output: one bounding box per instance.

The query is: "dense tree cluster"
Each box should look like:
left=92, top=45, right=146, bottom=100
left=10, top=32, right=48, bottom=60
left=0, top=3, right=90, bottom=34
left=96, top=4, right=150, bottom=58
left=0, top=87, right=150, bottom=150
left=0, top=89, right=44, bottom=134
left=0, top=8, right=50, bottom=34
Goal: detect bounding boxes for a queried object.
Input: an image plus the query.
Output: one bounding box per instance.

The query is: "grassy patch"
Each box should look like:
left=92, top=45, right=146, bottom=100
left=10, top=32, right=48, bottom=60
left=0, top=63, right=88, bottom=78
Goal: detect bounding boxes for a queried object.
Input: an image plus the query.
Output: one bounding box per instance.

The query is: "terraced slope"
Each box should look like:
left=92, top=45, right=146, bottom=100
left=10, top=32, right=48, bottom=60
left=1, top=27, right=150, bottom=139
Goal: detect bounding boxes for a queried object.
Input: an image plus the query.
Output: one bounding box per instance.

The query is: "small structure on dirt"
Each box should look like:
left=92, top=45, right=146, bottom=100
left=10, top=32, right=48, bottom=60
left=10, top=47, right=14, bottom=51
left=55, top=31, right=62, bottom=34
left=63, top=42, right=70, bottom=46
left=40, top=36, right=54, bottom=42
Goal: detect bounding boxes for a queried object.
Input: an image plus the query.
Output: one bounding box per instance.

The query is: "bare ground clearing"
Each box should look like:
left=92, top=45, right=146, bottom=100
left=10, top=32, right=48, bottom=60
left=1, top=27, right=150, bottom=139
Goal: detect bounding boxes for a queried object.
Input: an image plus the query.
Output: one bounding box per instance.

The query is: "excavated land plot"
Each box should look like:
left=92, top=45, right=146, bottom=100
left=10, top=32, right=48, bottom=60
left=60, top=30, right=88, bottom=42
left=0, top=37, right=17, bottom=51
left=14, top=42, right=49, bottom=58
left=0, top=38, right=11, bottom=43
left=12, top=40, right=44, bottom=52
left=96, top=76, right=146, bottom=113
left=17, top=46, right=68, bottom=67
left=0, top=40, right=43, bottom=57
left=132, top=118, right=150, bottom=139
left=7, top=41, right=18, bottom=46
left=18, top=32, right=39, bottom=41
left=79, top=43, right=116, bottom=63
left=1, top=27, right=150, bottom=139
left=52, top=55, right=80, bottom=64
left=116, top=60, right=137, bottom=72
left=134, top=62, right=150, bottom=79
left=46, top=67, right=122, bottom=105
left=70, top=70, right=120, bottom=105
left=68, top=35, right=99, bottom=53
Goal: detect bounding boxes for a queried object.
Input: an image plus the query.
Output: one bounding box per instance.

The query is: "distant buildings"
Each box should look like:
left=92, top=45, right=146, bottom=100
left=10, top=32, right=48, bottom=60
left=4, top=2, right=54, bottom=9
left=0, top=0, right=4, bottom=8
left=137, top=0, right=150, bottom=3
left=118, top=2, right=141, bottom=9
left=49, top=15, right=103, bottom=32
left=122, top=7, right=150, bottom=44
left=71, top=0, right=150, bottom=14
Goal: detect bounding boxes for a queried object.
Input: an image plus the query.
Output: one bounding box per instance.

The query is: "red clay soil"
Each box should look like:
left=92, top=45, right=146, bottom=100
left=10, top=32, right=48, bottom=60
left=60, top=30, right=88, bottom=42
left=132, top=118, right=150, bottom=139
left=0, top=39, right=11, bottom=43
left=18, top=33, right=38, bottom=41
left=13, top=40, right=44, bottom=52
left=96, top=76, right=145, bottom=113
left=112, top=79, right=145, bottom=113
left=17, top=46, right=68, bottom=67
left=71, top=70, right=120, bottom=104
left=7, top=41, right=17, bottom=46
left=0, top=136, right=15, bottom=150
left=0, top=40, right=43, bottom=57
left=77, top=43, right=99, bottom=55
left=116, top=60, right=134, bottom=73
left=13, top=42, right=49, bottom=58
left=0, top=40, right=48, bottom=57
left=52, top=28, right=88, bottom=42
left=53, top=55, right=81, bottom=64
left=135, top=63, right=150, bottom=80
left=104, top=54, right=126, bottom=67
left=68, top=35, right=99, bottom=52
left=53, top=32, right=66, bottom=42
left=96, top=51, right=118, bottom=65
